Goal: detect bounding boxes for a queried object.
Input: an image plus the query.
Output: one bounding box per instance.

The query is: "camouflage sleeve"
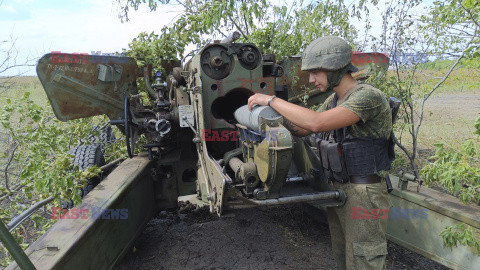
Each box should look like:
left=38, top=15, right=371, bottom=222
left=339, top=88, right=386, bottom=123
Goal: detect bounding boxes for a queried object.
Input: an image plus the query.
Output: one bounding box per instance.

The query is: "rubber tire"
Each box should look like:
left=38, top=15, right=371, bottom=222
left=68, top=144, right=106, bottom=197
left=89, top=125, right=116, bottom=148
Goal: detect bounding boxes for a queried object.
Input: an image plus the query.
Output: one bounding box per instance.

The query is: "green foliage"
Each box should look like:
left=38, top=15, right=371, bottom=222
left=123, top=0, right=368, bottom=66
left=391, top=149, right=409, bottom=170
left=421, top=0, right=479, bottom=59
left=0, top=93, right=126, bottom=266
left=1, top=93, right=97, bottom=202
left=421, top=115, right=480, bottom=254
left=248, top=0, right=360, bottom=57
left=463, top=56, right=480, bottom=69
left=420, top=116, right=480, bottom=204
left=475, top=114, right=480, bottom=136
left=440, top=223, right=480, bottom=255
left=367, top=67, right=420, bottom=139
left=421, top=140, right=480, bottom=203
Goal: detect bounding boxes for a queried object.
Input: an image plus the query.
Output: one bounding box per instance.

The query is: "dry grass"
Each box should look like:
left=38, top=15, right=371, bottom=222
left=0, top=76, right=47, bottom=107
left=418, top=91, right=480, bottom=148
left=417, top=68, right=480, bottom=93
left=386, top=67, right=480, bottom=169
left=386, top=68, right=480, bottom=94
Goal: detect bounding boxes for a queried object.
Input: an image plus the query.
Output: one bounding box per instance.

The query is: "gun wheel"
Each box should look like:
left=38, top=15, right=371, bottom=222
left=63, top=144, right=106, bottom=208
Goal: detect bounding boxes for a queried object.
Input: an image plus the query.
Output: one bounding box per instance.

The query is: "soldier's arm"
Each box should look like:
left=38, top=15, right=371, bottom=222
left=248, top=94, right=360, bottom=133
left=283, top=118, right=312, bottom=137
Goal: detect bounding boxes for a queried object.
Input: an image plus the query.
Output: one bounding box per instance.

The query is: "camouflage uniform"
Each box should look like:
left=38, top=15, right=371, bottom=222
left=318, top=83, right=392, bottom=270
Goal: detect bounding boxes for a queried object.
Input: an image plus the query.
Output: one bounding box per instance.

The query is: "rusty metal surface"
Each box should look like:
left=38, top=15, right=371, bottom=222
left=36, top=53, right=139, bottom=122
left=351, top=52, right=390, bottom=79
left=6, top=155, right=155, bottom=270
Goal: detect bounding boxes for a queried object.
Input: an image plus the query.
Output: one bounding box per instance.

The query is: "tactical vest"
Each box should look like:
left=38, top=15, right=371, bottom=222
left=317, top=85, right=395, bottom=183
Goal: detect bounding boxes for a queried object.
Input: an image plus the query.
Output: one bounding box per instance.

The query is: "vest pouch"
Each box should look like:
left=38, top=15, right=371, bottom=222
left=326, top=142, right=343, bottom=172
left=317, top=139, right=332, bottom=179
left=325, top=141, right=350, bottom=183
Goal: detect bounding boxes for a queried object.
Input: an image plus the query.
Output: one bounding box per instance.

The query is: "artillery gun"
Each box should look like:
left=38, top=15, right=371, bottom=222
left=2, top=34, right=391, bottom=269
left=36, top=34, right=380, bottom=215
left=6, top=34, right=479, bottom=270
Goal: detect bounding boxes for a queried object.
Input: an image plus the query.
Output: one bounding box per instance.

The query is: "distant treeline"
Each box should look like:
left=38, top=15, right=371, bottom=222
left=417, top=58, right=480, bottom=70
left=389, top=52, right=480, bottom=70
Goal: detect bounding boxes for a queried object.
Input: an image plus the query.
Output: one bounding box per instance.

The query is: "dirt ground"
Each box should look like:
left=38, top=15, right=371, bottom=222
left=116, top=202, right=449, bottom=270
left=416, top=91, right=480, bottom=149
left=114, top=92, right=480, bottom=270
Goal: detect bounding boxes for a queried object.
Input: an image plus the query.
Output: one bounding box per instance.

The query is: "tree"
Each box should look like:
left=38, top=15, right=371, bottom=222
left=117, top=0, right=373, bottom=66
left=365, top=0, right=479, bottom=179
left=0, top=36, right=36, bottom=95
left=418, top=0, right=480, bottom=254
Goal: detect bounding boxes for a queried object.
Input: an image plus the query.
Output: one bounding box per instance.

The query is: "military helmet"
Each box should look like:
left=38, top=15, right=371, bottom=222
left=301, top=36, right=353, bottom=71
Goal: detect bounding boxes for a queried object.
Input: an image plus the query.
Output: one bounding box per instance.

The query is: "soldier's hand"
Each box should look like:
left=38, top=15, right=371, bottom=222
left=247, top=93, right=272, bottom=111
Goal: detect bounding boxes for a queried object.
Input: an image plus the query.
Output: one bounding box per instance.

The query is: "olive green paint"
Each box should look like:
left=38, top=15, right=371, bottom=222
left=6, top=155, right=156, bottom=270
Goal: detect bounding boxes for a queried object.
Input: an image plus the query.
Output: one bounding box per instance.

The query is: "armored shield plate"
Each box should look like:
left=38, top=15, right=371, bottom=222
left=36, top=53, right=139, bottom=121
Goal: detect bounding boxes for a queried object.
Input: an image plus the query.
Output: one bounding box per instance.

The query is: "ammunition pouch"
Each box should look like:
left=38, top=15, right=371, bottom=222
left=318, top=136, right=392, bottom=183
left=318, top=140, right=350, bottom=183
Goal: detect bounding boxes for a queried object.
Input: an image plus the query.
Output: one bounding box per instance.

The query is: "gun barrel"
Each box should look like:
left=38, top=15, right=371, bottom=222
left=221, top=31, right=241, bottom=44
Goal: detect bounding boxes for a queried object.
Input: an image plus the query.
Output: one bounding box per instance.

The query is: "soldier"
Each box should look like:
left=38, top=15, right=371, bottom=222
left=247, top=36, right=394, bottom=269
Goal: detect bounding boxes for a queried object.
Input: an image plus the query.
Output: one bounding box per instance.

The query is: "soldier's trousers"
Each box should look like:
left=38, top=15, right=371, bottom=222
left=327, top=179, right=391, bottom=270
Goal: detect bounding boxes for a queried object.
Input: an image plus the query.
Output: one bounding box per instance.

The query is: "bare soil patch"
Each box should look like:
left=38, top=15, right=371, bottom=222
left=116, top=202, right=448, bottom=270
left=417, top=91, right=480, bottom=149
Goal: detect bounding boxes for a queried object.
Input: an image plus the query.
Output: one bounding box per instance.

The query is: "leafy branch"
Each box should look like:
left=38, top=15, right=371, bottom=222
left=440, top=223, right=480, bottom=255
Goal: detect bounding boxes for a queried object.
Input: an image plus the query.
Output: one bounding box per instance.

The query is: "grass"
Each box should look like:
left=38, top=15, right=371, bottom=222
left=419, top=94, right=480, bottom=147
left=418, top=58, right=480, bottom=71
left=392, top=66, right=480, bottom=170
left=419, top=68, right=480, bottom=94
left=0, top=76, right=47, bottom=107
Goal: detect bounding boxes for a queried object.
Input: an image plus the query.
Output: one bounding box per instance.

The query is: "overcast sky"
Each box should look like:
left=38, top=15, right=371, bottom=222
left=0, top=0, right=185, bottom=76
left=0, top=0, right=432, bottom=76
